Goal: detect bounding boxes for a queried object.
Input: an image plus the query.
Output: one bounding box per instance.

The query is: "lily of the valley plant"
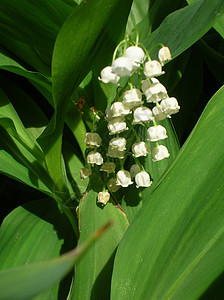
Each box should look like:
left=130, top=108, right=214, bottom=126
left=0, top=0, right=224, bottom=300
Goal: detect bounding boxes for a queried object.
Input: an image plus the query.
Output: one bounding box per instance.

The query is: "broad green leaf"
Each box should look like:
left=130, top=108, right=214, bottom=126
left=72, top=173, right=129, bottom=300
left=0, top=199, right=110, bottom=300
left=0, top=198, right=75, bottom=299
left=0, top=0, right=74, bottom=61
left=144, top=0, right=224, bottom=60
left=111, top=85, right=224, bottom=300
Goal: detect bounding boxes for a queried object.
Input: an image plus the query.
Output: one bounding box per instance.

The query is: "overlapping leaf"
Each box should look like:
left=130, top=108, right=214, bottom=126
left=111, top=86, right=224, bottom=300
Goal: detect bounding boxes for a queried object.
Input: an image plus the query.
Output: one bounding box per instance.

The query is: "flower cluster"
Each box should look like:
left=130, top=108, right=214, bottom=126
left=81, top=37, right=180, bottom=205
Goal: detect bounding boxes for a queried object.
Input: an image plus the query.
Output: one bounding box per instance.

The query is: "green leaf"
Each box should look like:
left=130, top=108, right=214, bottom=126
left=0, top=198, right=75, bottom=299
left=72, top=173, right=129, bottom=300
left=111, top=85, right=224, bottom=299
left=144, top=0, right=224, bottom=60
left=0, top=198, right=111, bottom=300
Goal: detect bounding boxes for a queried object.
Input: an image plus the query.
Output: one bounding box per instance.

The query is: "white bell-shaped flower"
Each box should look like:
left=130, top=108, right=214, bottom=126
left=80, top=167, right=92, bottom=179
left=112, top=57, right=134, bottom=77
left=152, top=145, right=170, bottom=162
left=147, top=125, right=168, bottom=142
left=108, top=178, right=120, bottom=192
left=122, top=88, right=143, bottom=109
left=160, top=97, right=180, bottom=116
left=135, top=171, right=152, bottom=188
left=144, top=60, right=165, bottom=78
left=116, top=170, right=133, bottom=187
left=152, top=105, right=168, bottom=121
left=130, top=164, right=141, bottom=179
left=98, top=66, right=120, bottom=84
left=87, top=151, right=103, bottom=165
left=105, top=107, right=114, bottom=122
left=84, top=132, right=102, bottom=148
left=109, top=137, right=126, bottom=151
left=107, top=117, right=128, bottom=135
left=100, top=162, right=116, bottom=176
left=141, top=78, right=159, bottom=93
left=132, top=141, right=150, bottom=157
left=124, top=46, right=145, bottom=69
left=158, top=47, right=171, bottom=66
left=110, top=102, right=131, bottom=117
left=97, top=191, right=110, bottom=205
left=133, top=106, right=153, bottom=123
left=143, top=83, right=167, bottom=103
left=107, top=145, right=125, bottom=159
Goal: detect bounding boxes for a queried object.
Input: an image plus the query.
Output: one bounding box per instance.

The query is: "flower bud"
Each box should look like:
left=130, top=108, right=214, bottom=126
left=98, top=66, right=120, bottom=84
left=160, top=97, right=180, bottom=116
left=124, top=46, right=145, bottom=69
left=97, top=191, right=110, bottom=205
left=100, top=162, right=116, bottom=176
left=152, top=145, right=170, bottom=162
left=152, top=105, right=167, bottom=121
left=132, top=141, right=150, bottom=157
left=87, top=151, right=103, bottom=165
left=80, top=167, right=92, bottom=180
left=84, top=132, right=102, bottom=148
left=107, top=117, right=128, bottom=135
left=108, top=178, right=120, bottom=192
left=109, top=137, right=126, bottom=151
left=147, top=125, right=168, bottom=142
left=143, top=83, right=167, bottom=103
left=135, top=171, right=152, bottom=188
left=133, top=106, right=153, bottom=123
left=107, top=146, right=125, bottom=159
left=158, top=47, right=171, bottom=66
left=122, top=88, right=143, bottom=109
left=116, top=170, right=133, bottom=187
left=112, top=57, right=134, bottom=77
left=130, top=164, right=141, bottom=179
left=144, top=60, right=165, bottom=78
left=110, top=102, right=131, bottom=117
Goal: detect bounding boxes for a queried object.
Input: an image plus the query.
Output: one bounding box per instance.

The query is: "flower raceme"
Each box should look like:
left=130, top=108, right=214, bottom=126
left=81, top=38, right=180, bottom=205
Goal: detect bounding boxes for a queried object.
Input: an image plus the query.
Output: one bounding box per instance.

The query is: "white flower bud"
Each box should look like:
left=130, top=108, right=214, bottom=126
left=152, top=145, right=170, bottom=162
left=132, top=141, right=150, bottom=157
left=98, top=66, right=120, bottom=84
left=147, top=125, right=168, bottom=142
left=107, top=117, right=128, bottom=135
left=143, top=83, right=167, bottom=103
left=109, top=137, right=126, bottom=151
left=108, top=178, right=120, bottom=192
left=107, top=145, right=125, bottom=159
left=130, top=164, right=141, bottom=179
left=84, top=132, right=102, bottom=148
left=133, top=106, right=153, bottom=123
left=160, top=97, right=180, bottom=116
left=80, top=167, right=92, bottom=179
left=144, top=60, right=165, bottom=78
left=158, top=47, right=171, bottom=66
left=122, top=89, right=143, bottom=109
left=135, top=171, right=152, bottom=188
left=112, top=57, right=134, bottom=77
left=105, top=107, right=114, bottom=122
left=87, top=151, right=103, bottom=165
left=116, top=170, right=133, bottom=187
left=124, top=46, right=145, bottom=69
left=110, top=102, right=131, bottom=117
left=97, top=191, right=110, bottom=205
left=152, top=105, right=168, bottom=121
left=100, top=162, right=116, bottom=176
